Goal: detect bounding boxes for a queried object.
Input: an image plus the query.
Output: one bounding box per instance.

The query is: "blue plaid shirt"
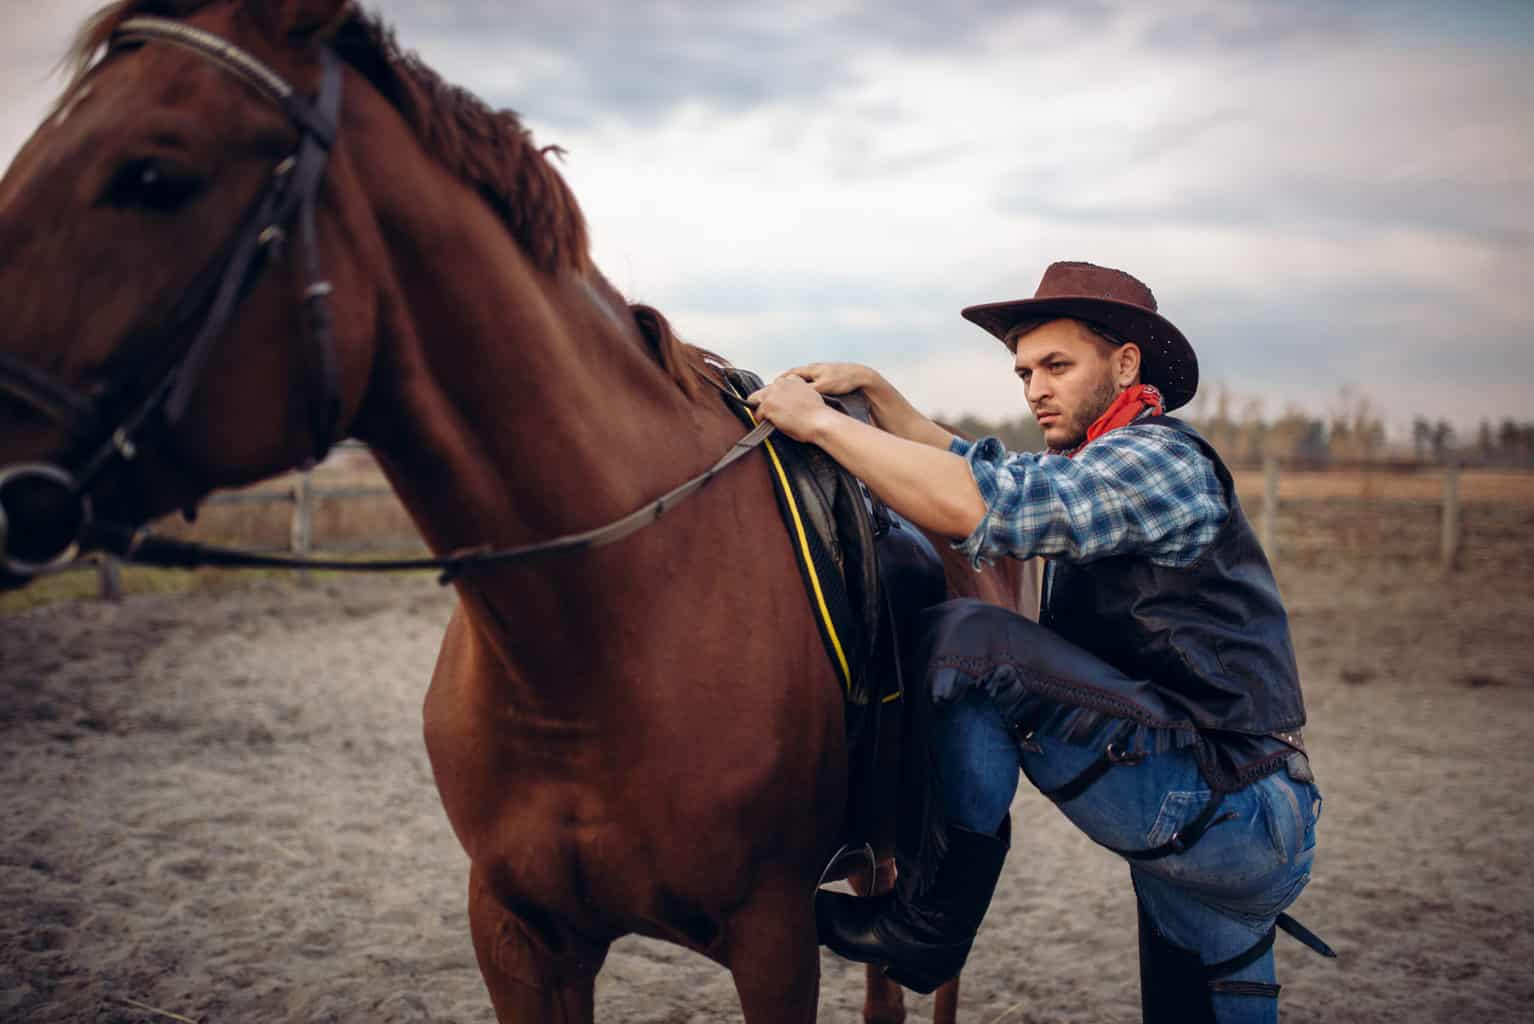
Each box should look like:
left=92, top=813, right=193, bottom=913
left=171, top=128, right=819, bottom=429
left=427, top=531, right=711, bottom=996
left=950, top=422, right=1228, bottom=570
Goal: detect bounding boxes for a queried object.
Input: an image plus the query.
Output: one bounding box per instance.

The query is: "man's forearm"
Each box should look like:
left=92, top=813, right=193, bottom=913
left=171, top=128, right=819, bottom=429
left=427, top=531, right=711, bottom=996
left=861, top=373, right=957, bottom=450
left=810, top=411, right=986, bottom=541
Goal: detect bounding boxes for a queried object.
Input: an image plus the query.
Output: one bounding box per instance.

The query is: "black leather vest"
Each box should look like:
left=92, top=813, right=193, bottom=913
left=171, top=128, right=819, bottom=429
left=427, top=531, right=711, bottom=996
left=1039, top=416, right=1305, bottom=735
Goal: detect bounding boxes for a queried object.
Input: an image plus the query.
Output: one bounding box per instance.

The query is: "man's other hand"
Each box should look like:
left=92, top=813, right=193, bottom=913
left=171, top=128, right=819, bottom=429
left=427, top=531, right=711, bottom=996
left=783, top=362, right=880, bottom=397
left=747, top=375, right=837, bottom=443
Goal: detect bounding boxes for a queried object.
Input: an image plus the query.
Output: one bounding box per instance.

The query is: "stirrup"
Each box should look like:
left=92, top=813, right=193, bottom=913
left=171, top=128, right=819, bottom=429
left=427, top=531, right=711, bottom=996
left=817, top=842, right=876, bottom=891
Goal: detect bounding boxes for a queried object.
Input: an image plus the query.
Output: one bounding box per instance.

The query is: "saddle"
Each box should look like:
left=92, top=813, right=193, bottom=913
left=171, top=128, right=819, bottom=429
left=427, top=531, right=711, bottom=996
left=719, top=367, right=888, bottom=707
left=718, top=367, right=948, bottom=890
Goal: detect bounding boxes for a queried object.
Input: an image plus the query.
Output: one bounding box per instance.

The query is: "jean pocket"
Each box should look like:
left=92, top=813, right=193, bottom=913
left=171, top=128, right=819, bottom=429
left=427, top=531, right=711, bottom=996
left=1145, top=789, right=1211, bottom=848
left=1264, top=776, right=1321, bottom=863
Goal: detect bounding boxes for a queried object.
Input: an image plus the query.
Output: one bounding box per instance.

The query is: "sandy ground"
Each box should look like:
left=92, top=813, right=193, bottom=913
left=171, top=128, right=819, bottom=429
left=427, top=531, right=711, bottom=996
left=3, top=545, right=1534, bottom=1022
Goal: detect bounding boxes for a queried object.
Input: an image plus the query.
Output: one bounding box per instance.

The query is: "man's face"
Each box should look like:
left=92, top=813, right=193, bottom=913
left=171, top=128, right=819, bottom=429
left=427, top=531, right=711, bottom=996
left=1012, top=319, right=1135, bottom=450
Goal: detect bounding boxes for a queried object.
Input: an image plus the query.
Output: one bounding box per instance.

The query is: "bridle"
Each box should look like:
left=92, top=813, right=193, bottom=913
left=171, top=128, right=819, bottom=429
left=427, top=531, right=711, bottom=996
left=0, top=17, right=774, bottom=583
left=0, top=17, right=343, bottom=576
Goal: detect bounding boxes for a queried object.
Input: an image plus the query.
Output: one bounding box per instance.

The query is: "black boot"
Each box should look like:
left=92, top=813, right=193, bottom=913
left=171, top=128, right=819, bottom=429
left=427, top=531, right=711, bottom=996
left=815, top=820, right=1009, bottom=994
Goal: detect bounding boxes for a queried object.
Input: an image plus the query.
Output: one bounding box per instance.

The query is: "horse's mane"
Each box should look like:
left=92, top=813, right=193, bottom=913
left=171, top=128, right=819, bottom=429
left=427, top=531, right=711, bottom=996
left=68, top=1, right=710, bottom=398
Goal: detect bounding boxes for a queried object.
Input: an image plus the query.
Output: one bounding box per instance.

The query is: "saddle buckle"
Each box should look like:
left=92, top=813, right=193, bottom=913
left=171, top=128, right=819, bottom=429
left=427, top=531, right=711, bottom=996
left=1105, top=741, right=1147, bottom=766
left=1013, top=726, right=1042, bottom=754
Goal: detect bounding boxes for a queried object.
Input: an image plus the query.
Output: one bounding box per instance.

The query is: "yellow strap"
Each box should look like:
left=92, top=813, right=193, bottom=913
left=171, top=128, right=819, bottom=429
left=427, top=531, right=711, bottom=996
left=761, top=435, right=853, bottom=692
left=734, top=393, right=854, bottom=695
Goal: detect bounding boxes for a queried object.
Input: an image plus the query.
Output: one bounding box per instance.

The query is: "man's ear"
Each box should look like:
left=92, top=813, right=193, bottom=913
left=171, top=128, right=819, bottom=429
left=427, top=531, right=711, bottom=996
left=250, top=0, right=351, bottom=41
left=1116, top=342, right=1142, bottom=388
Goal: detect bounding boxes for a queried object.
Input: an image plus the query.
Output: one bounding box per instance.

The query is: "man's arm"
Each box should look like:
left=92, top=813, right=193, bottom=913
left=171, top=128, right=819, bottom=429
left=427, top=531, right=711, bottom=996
left=750, top=374, right=986, bottom=540
left=752, top=376, right=1228, bottom=569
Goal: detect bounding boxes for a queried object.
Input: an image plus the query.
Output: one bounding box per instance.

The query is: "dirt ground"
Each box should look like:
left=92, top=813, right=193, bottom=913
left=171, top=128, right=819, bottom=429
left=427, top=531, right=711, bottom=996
left=3, top=504, right=1533, bottom=1022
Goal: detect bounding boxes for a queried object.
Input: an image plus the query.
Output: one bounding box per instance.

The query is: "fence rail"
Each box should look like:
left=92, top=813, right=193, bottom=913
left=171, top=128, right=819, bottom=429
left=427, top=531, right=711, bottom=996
left=56, top=456, right=1504, bottom=601
left=75, top=466, right=416, bottom=600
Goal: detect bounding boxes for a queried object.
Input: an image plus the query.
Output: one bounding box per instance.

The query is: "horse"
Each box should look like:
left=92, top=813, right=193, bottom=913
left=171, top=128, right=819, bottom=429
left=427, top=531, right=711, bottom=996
left=0, top=3, right=1031, bottom=1020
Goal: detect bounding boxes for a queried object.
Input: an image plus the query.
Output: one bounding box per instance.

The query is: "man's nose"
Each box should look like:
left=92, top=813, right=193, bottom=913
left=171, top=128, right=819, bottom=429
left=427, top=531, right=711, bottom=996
left=1025, top=374, right=1051, bottom=405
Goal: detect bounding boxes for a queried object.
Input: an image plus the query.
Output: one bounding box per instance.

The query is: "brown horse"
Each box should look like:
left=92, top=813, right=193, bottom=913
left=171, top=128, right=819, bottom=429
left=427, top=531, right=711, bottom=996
left=0, top=2, right=1030, bottom=1020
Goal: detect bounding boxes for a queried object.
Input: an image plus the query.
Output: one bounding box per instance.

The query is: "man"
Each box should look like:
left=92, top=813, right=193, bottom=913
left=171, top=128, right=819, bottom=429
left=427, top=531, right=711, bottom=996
left=749, top=262, right=1325, bottom=1022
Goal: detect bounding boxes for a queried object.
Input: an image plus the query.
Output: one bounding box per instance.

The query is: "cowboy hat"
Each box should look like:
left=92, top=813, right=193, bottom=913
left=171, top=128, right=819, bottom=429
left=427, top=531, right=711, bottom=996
left=961, top=261, right=1199, bottom=411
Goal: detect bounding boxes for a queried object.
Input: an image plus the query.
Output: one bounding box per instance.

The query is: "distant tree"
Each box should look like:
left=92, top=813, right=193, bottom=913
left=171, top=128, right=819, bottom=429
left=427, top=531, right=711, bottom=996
left=1476, top=420, right=1494, bottom=458
left=1412, top=417, right=1433, bottom=461
left=1269, top=407, right=1328, bottom=462
left=1235, top=396, right=1267, bottom=462
left=1325, top=386, right=1384, bottom=461
left=1431, top=420, right=1455, bottom=460
left=1491, top=419, right=1534, bottom=465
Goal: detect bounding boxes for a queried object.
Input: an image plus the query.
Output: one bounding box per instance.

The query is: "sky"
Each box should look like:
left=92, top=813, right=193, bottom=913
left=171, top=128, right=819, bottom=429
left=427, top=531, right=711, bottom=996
left=3, top=1, right=1532, bottom=437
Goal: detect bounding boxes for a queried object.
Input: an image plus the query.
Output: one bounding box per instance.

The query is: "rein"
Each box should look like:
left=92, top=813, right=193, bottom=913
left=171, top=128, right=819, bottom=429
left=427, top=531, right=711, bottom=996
left=89, top=416, right=776, bottom=585
left=0, top=17, right=779, bottom=583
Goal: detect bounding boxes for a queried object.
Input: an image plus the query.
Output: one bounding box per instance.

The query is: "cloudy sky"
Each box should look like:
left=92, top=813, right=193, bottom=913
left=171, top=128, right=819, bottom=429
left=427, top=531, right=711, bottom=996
left=4, top=1, right=1532, bottom=436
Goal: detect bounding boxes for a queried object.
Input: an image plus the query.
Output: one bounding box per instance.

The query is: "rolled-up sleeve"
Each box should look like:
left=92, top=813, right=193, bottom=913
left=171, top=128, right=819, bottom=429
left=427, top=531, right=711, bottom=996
left=948, top=428, right=1228, bottom=570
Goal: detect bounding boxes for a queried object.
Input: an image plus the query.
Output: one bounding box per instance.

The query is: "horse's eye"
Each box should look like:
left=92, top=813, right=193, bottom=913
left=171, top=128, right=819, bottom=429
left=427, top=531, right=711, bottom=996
left=102, top=158, right=203, bottom=213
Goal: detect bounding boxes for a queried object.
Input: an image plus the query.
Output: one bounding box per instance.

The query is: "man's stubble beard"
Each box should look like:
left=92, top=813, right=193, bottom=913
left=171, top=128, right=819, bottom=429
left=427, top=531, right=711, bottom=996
left=1055, top=373, right=1123, bottom=451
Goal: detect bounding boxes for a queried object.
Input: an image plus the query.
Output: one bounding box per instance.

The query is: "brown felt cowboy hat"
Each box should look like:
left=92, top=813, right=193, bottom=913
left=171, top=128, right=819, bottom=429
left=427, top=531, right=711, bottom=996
left=961, top=261, right=1199, bottom=411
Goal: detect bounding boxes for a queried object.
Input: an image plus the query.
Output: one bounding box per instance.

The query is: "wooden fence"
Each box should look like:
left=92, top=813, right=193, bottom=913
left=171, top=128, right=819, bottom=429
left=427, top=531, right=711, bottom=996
left=65, top=454, right=1492, bottom=601
left=1250, top=456, right=1469, bottom=572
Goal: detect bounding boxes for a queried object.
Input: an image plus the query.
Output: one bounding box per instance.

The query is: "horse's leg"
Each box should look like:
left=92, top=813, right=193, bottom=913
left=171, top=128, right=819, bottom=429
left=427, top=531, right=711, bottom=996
left=933, top=975, right=960, bottom=1024
left=724, top=874, right=822, bottom=1024
left=466, top=866, right=609, bottom=1024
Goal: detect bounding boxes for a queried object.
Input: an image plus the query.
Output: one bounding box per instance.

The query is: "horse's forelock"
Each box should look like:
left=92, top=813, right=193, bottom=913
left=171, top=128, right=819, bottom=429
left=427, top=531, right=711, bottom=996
left=66, top=2, right=215, bottom=82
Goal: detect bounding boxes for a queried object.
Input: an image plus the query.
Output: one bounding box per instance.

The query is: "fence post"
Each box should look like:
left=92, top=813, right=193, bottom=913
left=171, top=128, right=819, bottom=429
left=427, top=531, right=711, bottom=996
left=97, top=555, right=123, bottom=602
left=291, top=470, right=314, bottom=587
left=1441, top=461, right=1461, bottom=573
left=1261, top=455, right=1280, bottom=564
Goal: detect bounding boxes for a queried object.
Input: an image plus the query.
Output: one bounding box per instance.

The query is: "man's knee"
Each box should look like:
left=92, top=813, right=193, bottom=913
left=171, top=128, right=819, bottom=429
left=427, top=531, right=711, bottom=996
left=1137, top=896, right=1281, bottom=1024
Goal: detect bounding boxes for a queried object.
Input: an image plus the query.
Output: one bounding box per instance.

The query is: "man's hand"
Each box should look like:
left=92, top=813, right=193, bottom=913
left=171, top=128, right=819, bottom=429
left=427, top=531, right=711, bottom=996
left=752, top=373, right=986, bottom=540
left=747, top=374, right=839, bottom=443
left=782, top=362, right=881, bottom=397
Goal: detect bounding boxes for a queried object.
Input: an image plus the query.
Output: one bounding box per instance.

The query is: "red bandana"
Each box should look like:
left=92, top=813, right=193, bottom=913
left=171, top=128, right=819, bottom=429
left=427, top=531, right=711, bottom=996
left=1062, top=384, right=1164, bottom=458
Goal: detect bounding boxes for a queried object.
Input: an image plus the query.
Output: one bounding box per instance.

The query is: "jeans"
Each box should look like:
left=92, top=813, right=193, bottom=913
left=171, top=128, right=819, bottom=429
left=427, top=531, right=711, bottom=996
left=933, top=691, right=1321, bottom=1024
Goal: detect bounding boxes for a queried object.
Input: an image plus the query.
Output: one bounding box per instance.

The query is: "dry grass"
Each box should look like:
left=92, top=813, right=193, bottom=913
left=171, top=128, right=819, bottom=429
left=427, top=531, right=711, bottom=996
left=1231, top=466, right=1534, bottom=504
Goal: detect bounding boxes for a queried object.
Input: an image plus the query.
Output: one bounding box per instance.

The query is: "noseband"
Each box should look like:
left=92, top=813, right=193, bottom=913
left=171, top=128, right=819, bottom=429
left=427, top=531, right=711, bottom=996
left=0, top=17, right=344, bottom=576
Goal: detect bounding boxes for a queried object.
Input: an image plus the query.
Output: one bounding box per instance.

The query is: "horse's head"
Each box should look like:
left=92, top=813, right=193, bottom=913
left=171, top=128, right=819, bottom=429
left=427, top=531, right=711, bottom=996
left=0, top=0, right=379, bottom=583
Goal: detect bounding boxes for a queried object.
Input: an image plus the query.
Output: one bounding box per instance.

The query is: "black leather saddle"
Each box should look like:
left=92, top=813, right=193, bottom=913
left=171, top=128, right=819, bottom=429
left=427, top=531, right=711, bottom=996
left=720, top=367, right=888, bottom=706
left=718, top=368, right=950, bottom=887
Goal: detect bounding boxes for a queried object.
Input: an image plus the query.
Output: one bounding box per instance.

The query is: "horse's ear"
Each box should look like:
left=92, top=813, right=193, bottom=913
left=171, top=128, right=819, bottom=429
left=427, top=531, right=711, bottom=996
left=249, top=0, right=352, bottom=41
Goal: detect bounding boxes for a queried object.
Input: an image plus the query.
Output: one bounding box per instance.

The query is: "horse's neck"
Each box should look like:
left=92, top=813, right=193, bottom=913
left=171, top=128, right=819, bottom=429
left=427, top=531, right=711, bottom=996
left=350, top=154, right=725, bottom=690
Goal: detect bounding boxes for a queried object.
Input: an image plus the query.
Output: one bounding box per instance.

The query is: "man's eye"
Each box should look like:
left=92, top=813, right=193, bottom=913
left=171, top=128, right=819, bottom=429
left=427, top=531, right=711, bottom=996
left=101, top=158, right=203, bottom=213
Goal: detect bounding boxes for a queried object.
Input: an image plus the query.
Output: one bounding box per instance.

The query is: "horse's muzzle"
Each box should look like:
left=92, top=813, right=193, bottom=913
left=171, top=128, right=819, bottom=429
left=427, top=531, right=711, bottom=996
left=0, top=463, right=91, bottom=579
